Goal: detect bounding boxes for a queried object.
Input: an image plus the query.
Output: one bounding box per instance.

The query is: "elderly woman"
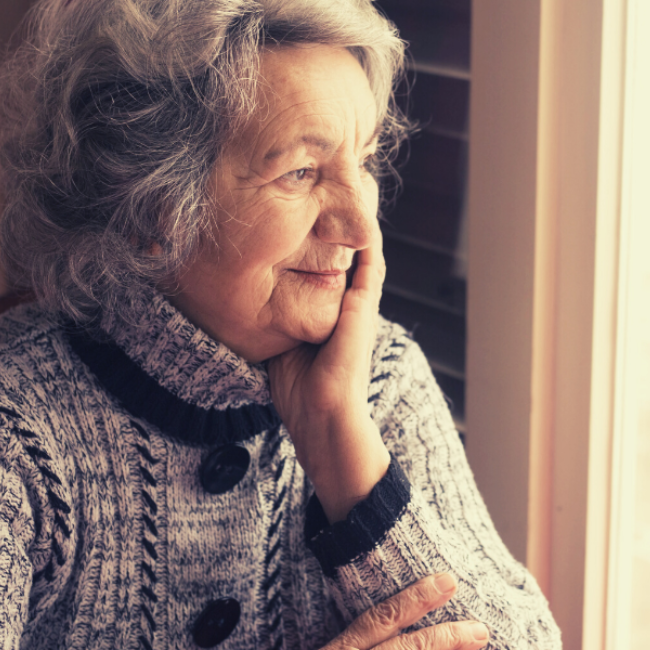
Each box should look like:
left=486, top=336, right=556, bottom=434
left=0, top=0, right=561, bottom=649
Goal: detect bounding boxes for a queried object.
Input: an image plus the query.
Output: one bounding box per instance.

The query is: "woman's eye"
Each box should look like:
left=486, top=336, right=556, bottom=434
left=281, top=167, right=314, bottom=184
left=361, top=153, right=378, bottom=173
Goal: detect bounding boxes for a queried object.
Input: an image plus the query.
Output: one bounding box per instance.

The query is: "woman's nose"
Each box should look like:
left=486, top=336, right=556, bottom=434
left=314, top=179, right=378, bottom=250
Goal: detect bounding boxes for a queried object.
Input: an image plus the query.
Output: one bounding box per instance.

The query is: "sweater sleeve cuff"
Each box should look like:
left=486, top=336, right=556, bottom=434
left=304, top=454, right=412, bottom=578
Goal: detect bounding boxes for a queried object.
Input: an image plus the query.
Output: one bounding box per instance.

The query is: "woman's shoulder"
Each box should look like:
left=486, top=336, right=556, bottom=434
left=374, top=314, right=410, bottom=351
left=372, top=315, right=426, bottom=369
left=371, top=315, right=448, bottom=411
left=370, top=315, right=436, bottom=399
left=0, top=302, right=73, bottom=415
left=0, top=301, right=62, bottom=353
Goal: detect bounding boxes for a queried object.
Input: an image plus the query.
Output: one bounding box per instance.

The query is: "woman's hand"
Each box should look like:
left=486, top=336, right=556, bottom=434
left=268, top=233, right=390, bottom=522
left=321, top=574, right=490, bottom=650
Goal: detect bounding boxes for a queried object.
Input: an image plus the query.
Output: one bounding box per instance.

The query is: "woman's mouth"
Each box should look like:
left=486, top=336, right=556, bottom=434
left=290, top=269, right=347, bottom=289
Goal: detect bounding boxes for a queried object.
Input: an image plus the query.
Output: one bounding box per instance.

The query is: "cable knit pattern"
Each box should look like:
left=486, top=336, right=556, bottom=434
left=0, top=294, right=562, bottom=649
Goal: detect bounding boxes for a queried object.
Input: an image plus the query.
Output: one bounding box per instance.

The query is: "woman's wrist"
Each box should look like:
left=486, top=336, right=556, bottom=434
left=308, top=419, right=391, bottom=523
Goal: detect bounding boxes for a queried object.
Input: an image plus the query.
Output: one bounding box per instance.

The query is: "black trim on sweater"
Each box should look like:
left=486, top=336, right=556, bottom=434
left=305, top=455, right=412, bottom=578
left=131, top=419, right=161, bottom=650
left=64, top=326, right=281, bottom=447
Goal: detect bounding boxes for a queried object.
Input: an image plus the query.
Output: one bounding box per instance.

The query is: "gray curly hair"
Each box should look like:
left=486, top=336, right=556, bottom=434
left=0, top=0, right=409, bottom=323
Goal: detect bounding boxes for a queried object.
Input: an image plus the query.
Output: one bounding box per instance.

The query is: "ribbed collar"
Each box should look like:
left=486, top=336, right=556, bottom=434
left=65, top=291, right=281, bottom=446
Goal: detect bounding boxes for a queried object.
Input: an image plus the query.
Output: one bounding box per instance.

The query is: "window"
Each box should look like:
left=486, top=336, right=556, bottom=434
left=466, top=0, right=650, bottom=647
left=604, top=1, right=650, bottom=646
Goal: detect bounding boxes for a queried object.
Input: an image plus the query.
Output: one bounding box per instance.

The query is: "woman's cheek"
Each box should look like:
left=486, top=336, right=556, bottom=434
left=305, top=192, right=322, bottom=224
left=274, top=192, right=322, bottom=241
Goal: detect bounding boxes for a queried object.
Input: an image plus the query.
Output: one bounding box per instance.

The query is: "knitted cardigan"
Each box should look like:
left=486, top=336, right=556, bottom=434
left=0, top=293, right=562, bottom=650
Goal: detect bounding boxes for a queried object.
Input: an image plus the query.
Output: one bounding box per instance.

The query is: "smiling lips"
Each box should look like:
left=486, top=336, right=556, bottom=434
left=291, top=269, right=348, bottom=289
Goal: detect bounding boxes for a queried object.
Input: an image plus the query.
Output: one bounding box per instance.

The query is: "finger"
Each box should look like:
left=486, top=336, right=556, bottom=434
left=350, top=232, right=385, bottom=300
left=335, top=574, right=458, bottom=650
left=376, top=621, right=490, bottom=650
left=338, top=247, right=384, bottom=336
left=333, top=239, right=383, bottom=333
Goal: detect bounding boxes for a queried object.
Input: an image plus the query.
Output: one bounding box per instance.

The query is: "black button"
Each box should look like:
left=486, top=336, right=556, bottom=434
left=192, top=597, right=240, bottom=648
left=199, top=444, right=250, bottom=494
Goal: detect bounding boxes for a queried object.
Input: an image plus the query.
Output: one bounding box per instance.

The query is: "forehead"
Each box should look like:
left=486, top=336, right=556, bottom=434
left=239, top=44, right=378, bottom=159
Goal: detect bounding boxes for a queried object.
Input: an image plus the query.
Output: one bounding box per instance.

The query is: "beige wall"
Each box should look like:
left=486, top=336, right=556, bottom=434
left=467, top=1, right=628, bottom=649
left=466, top=0, right=542, bottom=566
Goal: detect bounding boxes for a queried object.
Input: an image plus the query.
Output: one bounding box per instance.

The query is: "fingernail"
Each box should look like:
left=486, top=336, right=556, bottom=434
left=469, top=622, right=489, bottom=642
left=434, top=573, right=457, bottom=594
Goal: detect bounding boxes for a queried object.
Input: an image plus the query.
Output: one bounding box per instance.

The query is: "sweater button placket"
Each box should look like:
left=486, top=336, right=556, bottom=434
left=199, top=443, right=250, bottom=494
left=194, top=445, right=247, bottom=646
left=192, top=597, right=241, bottom=648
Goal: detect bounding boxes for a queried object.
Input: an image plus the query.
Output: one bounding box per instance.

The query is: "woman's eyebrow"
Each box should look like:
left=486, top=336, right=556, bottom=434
left=263, top=123, right=381, bottom=162
left=263, top=134, right=336, bottom=161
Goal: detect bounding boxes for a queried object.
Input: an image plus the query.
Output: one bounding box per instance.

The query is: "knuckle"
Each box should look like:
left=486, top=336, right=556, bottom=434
left=400, top=577, right=441, bottom=611
left=396, top=632, right=429, bottom=650
left=431, top=623, right=464, bottom=649
left=370, top=597, right=402, bottom=628
left=408, top=580, right=436, bottom=605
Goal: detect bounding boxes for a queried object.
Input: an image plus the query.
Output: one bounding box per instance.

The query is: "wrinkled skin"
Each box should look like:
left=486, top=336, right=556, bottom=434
left=324, top=575, right=489, bottom=650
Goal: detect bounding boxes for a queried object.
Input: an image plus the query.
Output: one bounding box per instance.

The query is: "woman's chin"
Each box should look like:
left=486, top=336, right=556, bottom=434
left=267, top=297, right=343, bottom=352
left=297, top=318, right=338, bottom=346
left=284, top=308, right=340, bottom=346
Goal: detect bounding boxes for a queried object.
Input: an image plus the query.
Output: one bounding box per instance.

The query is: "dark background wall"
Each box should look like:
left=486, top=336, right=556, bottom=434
left=0, top=0, right=35, bottom=49
left=374, top=0, right=470, bottom=432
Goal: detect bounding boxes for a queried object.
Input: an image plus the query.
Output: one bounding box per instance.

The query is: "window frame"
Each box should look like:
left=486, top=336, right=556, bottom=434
left=466, top=0, right=636, bottom=647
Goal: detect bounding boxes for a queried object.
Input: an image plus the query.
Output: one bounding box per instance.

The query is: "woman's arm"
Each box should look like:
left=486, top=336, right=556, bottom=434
left=269, top=231, right=561, bottom=649
left=304, top=325, right=562, bottom=649
left=268, top=235, right=392, bottom=523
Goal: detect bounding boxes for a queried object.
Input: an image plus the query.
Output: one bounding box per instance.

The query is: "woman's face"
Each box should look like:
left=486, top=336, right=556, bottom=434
left=169, top=44, right=381, bottom=362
